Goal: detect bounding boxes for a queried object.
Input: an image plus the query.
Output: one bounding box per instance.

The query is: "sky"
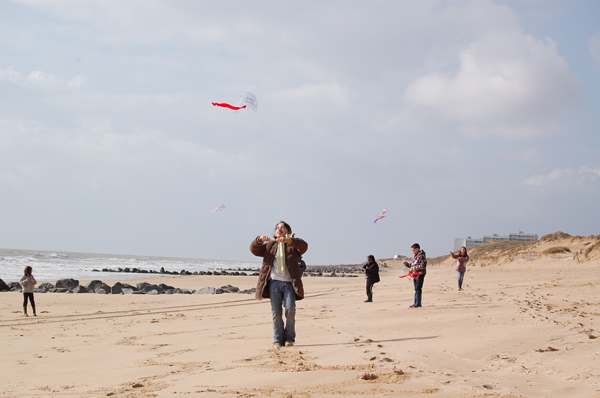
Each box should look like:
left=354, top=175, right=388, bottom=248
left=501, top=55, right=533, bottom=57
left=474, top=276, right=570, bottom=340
left=1, top=0, right=599, bottom=265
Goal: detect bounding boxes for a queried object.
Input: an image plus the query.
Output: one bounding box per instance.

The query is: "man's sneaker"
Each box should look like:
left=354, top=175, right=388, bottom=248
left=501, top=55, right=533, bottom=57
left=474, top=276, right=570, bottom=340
left=285, top=342, right=294, bottom=347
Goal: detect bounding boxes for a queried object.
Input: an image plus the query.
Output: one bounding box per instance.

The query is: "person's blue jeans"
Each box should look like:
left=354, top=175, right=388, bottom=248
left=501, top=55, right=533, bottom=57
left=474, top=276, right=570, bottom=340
left=412, top=274, right=425, bottom=307
left=269, top=280, right=296, bottom=345
left=457, top=271, right=465, bottom=289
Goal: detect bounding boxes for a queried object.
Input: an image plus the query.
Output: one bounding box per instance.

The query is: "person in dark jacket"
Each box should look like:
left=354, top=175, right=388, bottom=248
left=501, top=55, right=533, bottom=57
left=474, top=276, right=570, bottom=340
left=298, top=258, right=307, bottom=275
left=250, top=221, right=308, bottom=349
left=362, top=255, right=380, bottom=302
left=404, top=243, right=427, bottom=308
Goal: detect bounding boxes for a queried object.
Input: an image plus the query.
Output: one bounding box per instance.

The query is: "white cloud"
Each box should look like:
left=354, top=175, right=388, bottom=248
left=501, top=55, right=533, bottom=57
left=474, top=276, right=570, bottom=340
left=523, top=166, right=600, bottom=188
left=0, top=117, right=254, bottom=184
left=26, top=70, right=60, bottom=86
left=68, top=75, right=87, bottom=88
left=405, top=28, right=584, bottom=140
left=1, top=67, right=86, bottom=89
left=0, top=68, right=21, bottom=82
left=589, top=31, right=600, bottom=67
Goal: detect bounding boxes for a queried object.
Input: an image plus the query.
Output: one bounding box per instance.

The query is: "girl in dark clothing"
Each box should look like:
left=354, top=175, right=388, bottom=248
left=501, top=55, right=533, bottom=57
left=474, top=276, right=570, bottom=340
left=362, top=255, right=380, bottom=302
left=20, top=266, right=37, bottom=316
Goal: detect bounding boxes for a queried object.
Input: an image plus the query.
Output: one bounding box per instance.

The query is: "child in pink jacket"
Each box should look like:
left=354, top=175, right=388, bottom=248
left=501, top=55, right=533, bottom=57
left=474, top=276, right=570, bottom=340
left=450, top=247, right=469, bottom=291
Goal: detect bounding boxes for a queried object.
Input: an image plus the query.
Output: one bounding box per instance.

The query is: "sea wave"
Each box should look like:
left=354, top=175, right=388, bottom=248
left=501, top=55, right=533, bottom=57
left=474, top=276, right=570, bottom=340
left=0, top=248, right=260, bottom=282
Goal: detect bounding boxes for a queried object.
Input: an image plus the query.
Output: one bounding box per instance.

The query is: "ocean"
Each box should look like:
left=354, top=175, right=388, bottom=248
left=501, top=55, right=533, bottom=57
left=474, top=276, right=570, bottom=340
left=0, top=248, right=261, bottom=283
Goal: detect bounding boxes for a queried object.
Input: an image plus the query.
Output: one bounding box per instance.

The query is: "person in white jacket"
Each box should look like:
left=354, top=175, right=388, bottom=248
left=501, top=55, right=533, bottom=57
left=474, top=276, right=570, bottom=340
left=20, top=266, right=37, bottom=316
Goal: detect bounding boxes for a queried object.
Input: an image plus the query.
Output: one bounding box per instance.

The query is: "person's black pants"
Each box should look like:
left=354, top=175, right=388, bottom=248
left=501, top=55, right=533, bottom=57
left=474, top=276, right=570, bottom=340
left=366, top=280, right=375, bottom=301
left=23, top=293, right=35, bottom=308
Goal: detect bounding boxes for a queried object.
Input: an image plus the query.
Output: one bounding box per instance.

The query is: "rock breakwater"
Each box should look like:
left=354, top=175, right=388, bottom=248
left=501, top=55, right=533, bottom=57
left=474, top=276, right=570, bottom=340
left=0, top=278, right=256, bottom=295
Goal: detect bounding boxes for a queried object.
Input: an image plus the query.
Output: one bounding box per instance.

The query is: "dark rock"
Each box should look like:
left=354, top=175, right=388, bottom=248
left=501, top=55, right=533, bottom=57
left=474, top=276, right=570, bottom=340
left=159, top=283, right=175, bottom=291
left=8, top=281, right=21, bottom=291
left=220, top=285, right=240, bottom=293
left=73, top=285, right=88, bottom=293
left=173, top=288, right=194, bottom=294
left=37, top=283, right=55, bottom=292
left=50, top=288, right=68, bottom=293
left=240, top=287, right=257, bottom=294
left=137, top=283, right=163, bottom=294
left=165, top=289, right=174, bottom=294
left=146, top=289, right=159, bottom=295
left=85, top=280, right=105, bottom=292
left=56, top=278, right=79, bottom=290
left=136, top=282, right=151, bottom=290
left=87, top=281, right=111, bottom=294
left=111, top=282, right=124, bottom=294
left=0, top=279, right=10, bottom=292
left=122, top=288, right=135, bottom=294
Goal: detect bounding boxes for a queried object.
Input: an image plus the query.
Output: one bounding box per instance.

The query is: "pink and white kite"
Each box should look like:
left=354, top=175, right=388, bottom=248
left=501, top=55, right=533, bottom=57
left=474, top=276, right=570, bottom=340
left=374, top=209, right=387, bottom=224
left=212, top=204, right=226, bottom=212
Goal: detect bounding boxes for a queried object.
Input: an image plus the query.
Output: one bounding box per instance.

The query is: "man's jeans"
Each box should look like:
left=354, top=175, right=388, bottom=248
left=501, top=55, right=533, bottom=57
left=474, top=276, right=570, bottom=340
left=270, top=280, right=296, bottom=345
left=413, top=274, right=425, bottom=307
left=457, top=271, right=465, bottom=289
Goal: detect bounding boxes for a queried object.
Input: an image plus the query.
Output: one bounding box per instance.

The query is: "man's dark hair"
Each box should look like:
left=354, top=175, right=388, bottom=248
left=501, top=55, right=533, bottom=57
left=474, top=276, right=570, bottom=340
left=411, top=243, right=420, bottom=250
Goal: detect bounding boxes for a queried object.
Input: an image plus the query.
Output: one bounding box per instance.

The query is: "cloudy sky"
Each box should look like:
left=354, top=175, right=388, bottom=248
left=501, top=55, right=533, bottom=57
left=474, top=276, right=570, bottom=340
left=1, top=0, right=599, bottom=264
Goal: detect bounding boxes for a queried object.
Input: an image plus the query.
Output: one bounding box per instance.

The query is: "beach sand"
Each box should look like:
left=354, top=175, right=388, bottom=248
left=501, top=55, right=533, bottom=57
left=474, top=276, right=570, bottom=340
left=1, top=256, right=599, bottom=397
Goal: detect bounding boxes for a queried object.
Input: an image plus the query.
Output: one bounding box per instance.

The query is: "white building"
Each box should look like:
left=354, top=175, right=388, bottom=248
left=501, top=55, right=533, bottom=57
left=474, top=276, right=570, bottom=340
left=454, top=231, right=538, bottom=251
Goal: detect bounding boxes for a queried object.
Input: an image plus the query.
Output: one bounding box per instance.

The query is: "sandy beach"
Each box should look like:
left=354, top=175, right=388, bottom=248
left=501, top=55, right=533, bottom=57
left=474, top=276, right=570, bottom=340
left=1, top=238, right=599, bottom=398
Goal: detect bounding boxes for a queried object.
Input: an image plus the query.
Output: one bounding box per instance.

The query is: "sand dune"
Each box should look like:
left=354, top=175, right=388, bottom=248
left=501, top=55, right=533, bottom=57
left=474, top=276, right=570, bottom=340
left=1, top=236, right=599, bottom=397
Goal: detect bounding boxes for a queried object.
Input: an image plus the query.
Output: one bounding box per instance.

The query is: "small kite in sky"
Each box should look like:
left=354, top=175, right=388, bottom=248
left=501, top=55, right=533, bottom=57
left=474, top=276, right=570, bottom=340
left=374, top=209, right=387, bottom=224
left=212, top=92, right=257, bottom=112
left=212, top=204, right=226, bottom=212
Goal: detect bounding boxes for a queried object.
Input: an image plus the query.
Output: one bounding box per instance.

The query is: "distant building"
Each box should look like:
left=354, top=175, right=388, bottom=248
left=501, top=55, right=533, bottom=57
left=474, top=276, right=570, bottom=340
left=454, top=231, right=538, bottom=251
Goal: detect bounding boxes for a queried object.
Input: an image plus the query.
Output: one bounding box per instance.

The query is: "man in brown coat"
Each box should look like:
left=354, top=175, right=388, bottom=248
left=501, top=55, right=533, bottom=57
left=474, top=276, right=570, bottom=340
left=250, top=221, right=308, bottom=348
